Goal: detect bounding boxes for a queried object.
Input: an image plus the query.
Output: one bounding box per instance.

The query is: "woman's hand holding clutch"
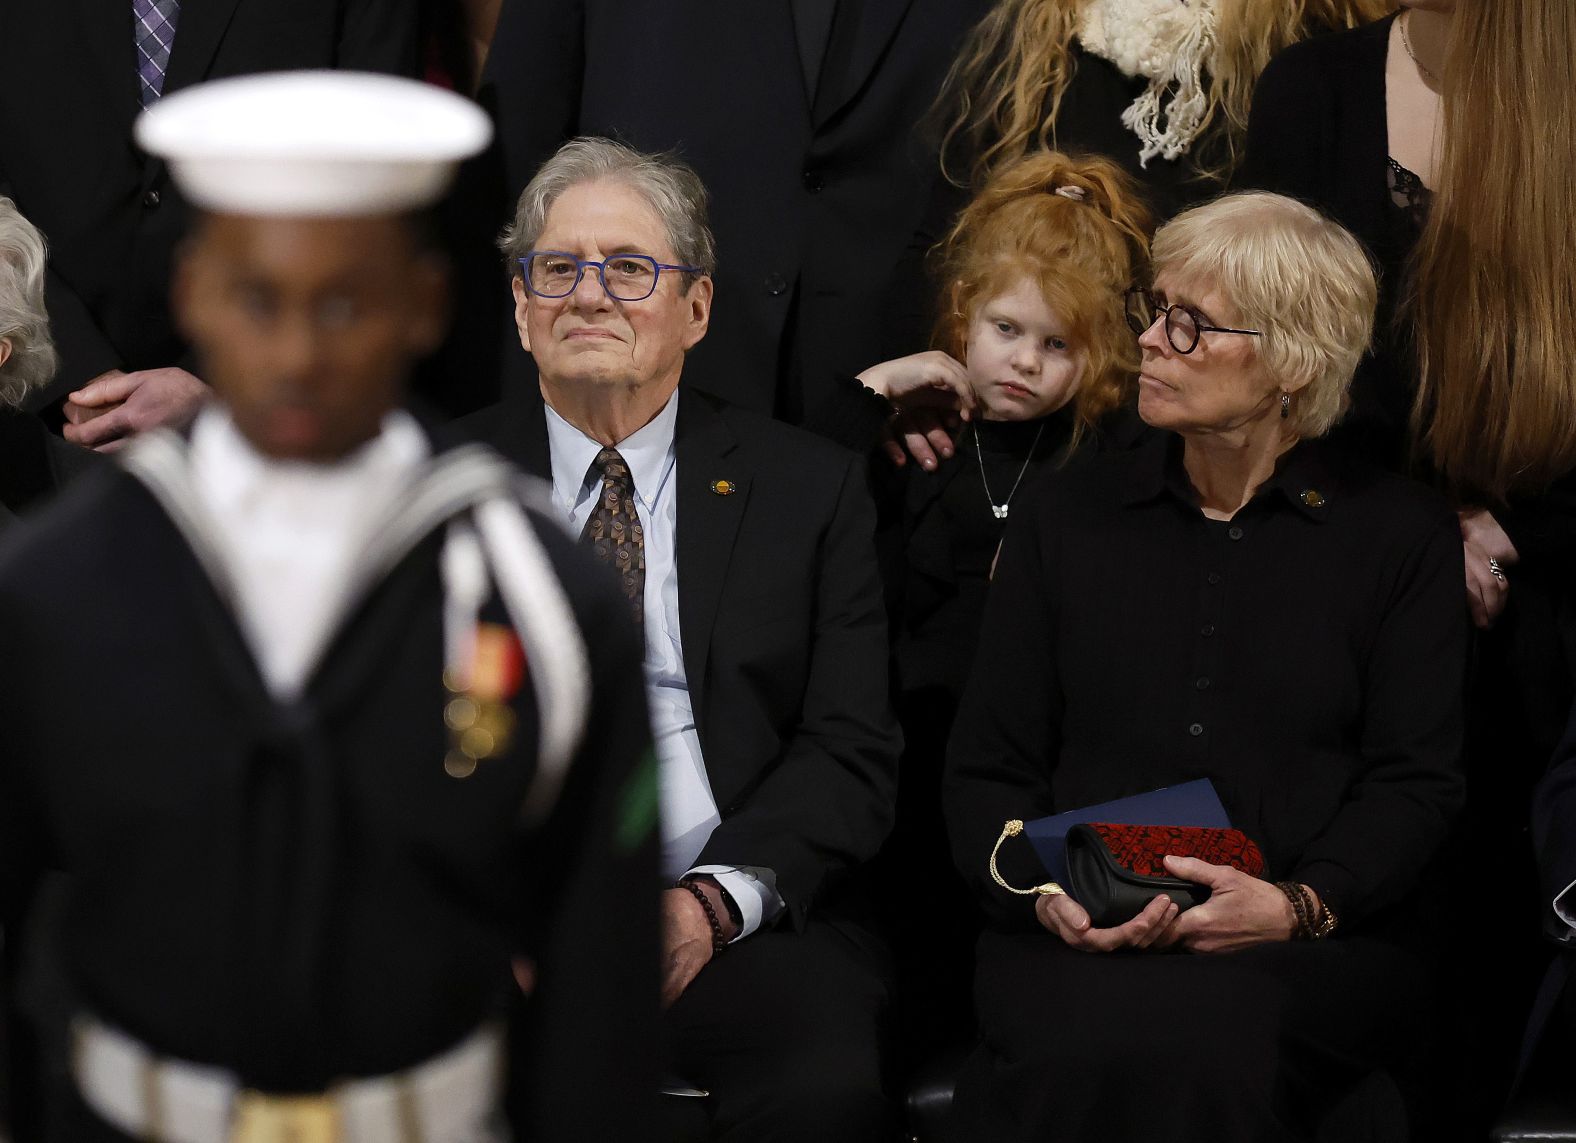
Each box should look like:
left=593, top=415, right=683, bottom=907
left=1152, top=856, right=1300, bottom=953
left=1035, top=890, right=1179, bottom=952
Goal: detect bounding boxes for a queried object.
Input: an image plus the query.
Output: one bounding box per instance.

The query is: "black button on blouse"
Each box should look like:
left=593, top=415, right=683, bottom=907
left=945, top=433, right=1468, bottom=930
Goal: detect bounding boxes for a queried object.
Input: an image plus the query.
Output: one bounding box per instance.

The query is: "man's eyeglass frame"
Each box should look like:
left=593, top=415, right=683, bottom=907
left=1125, top=287, right=1261, bottom=355
left=518, top=251, right=704, bottom=302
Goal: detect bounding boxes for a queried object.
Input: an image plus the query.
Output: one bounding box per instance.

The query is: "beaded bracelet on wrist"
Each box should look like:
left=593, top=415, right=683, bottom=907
left=1276, top=880, right=1311, bottom=939
left=1276, top=880, right=1339, bottom=941
left=677, top=878, right=728, bottom=955
left=1310, top=897, right=1340, bottom=939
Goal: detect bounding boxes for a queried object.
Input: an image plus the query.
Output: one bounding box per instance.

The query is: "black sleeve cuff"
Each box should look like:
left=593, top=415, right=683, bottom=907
left=801, top=375, right=893, bottom=452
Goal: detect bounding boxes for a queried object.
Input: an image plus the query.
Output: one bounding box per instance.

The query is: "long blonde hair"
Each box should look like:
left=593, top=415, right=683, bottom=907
left=937, top=0, right=1390, bottom=188
left=1409, top=0, right=1576, bottom=503
left=936, top=151, right=1152, bottom=441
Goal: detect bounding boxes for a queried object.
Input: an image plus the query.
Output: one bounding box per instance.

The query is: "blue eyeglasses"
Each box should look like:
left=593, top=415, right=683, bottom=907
left=518, top=251, right=703, bottom=302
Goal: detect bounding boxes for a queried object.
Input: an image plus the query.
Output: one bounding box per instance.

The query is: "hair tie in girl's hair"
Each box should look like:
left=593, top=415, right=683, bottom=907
left=1054, top=185, right=1088, bottom=201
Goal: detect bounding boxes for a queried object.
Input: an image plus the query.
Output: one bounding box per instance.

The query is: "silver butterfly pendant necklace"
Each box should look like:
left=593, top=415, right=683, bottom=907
left=974, top=421, right=1047, bottom=520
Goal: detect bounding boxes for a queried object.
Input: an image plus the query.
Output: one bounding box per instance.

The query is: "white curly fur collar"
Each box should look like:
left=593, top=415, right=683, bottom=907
left=1076, top=0, right=1218, bottom=165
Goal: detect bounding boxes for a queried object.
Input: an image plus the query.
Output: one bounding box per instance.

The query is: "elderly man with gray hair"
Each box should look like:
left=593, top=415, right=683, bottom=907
left=0, top=197, right=95, bottom=528
left=463, top=137, right=902, bottom=1141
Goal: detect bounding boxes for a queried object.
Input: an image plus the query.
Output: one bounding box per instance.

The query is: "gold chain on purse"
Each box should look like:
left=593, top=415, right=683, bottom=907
left=988, top=819, right=1067, bottom=896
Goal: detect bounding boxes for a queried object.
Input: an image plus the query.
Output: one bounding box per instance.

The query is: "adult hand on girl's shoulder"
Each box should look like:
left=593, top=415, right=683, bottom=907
left=856, top=351, right=975, bottom=471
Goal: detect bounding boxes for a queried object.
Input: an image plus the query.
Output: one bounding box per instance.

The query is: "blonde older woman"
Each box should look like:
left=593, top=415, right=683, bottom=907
left=944, top=193, right=1468, bottom=1141
left=0, top=197, right=90, bottom=528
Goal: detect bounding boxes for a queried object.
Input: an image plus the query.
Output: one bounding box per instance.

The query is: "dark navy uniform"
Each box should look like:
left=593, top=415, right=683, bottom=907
left=0, top=432, right=660, bottom=1141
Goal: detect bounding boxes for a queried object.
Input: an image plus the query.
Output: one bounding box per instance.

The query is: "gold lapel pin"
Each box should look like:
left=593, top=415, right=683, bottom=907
left=711, top=479, right=736, bottom=496
left=1300, top=489, right=1326, bottom=508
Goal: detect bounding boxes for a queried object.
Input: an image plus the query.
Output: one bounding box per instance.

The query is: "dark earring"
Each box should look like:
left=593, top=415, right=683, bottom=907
left=1280, top=392, right=1290, bottom=420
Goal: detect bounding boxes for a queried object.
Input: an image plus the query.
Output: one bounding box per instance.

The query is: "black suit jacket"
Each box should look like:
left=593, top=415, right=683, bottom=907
left=1535, top=705, right=1576, bottom=944
left=478, top=0, right=988, bottom=421
left=0, top=413, right=100, bottom=533
left=460, top=386, right=900, bottom=927
left=1531, top=703, right=1576, bottom=1067
left=0, top=0, right=420, bottom=406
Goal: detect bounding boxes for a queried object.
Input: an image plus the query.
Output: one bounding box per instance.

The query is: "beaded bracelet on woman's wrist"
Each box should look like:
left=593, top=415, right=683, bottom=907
left=1276, top=880, right=1338, bottom=941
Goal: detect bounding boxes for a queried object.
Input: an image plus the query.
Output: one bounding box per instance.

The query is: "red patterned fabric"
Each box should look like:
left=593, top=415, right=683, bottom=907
left=1087, top=823, right=1266, bottom=879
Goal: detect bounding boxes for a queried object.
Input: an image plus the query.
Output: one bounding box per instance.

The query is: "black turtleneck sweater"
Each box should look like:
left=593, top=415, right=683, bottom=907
left=807, top=376, right=1141, bottom=702
left=914, top=414, right=1072, bottom=695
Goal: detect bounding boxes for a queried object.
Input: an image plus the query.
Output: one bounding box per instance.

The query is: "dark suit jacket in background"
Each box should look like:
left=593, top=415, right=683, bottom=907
left=1535, top=708, right=1576, bottom=943
left=478, top=0, right=988, bottom=422
left=0, top=414, right=99, bottom=534
left=0, top=0, right=420, bottom=408
left=461, top=386, right=900, bottom=926
left=1529, top=704, right=1576, bottom=1081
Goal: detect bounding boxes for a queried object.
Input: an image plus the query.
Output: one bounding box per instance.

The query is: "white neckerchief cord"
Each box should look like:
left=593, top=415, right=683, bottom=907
left=120, top=424, right=590, bottom=827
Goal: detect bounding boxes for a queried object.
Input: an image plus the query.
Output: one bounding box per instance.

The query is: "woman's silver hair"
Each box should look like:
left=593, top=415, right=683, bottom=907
left=499, top=137, right=717, bottom=290
left=0, top=197, right=57, bottom=408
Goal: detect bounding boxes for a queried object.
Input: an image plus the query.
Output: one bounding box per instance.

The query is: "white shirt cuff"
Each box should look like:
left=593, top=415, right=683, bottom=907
left=687, top=865, right=783, bottom=942
left=1554, top=878, right=1576, bottom=933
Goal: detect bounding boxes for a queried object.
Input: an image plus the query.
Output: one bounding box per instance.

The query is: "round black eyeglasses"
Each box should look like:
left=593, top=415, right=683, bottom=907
left=1124, top=287, right=1261, bottom=355
left=519, top=251, right=703, bottom=302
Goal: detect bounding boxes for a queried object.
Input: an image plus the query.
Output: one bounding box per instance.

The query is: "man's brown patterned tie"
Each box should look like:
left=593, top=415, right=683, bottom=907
left=580, top=448, right=646, bottom=625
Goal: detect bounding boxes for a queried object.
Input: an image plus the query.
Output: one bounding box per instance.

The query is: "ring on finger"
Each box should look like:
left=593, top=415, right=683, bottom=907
left=1488, top=557, right=1507, bottom=583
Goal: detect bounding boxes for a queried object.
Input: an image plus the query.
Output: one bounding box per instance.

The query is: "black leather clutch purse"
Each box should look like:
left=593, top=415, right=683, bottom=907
left=1064, top=823, right=1266, bottom=928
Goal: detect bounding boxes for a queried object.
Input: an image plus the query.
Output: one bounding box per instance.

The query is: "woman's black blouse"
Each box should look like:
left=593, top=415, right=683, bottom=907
left=945, top=433, right=1468, bottom=932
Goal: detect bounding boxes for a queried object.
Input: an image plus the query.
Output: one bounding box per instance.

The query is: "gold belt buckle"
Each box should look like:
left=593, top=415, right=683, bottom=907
left=231, top=1090, right=342, bottom=1143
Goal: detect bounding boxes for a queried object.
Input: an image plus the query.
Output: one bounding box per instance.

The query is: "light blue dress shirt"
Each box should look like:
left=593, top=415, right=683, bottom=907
left=543, top=391, right=783, bottom=939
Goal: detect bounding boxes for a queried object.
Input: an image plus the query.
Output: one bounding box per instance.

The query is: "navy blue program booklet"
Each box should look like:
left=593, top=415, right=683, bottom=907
left=1024, top=779, right=1229, bottom=884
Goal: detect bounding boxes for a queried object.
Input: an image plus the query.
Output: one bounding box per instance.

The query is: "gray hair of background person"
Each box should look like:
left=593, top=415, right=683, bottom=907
left=499, top=137, right=718, bottom=290
left=0, top=196, right=58, bottom=409
left=1152, top=192, right=1377, bottom=440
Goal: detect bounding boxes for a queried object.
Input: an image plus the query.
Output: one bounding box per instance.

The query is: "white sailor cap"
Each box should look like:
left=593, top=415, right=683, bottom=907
left=134, top=71, right=493, bottom=217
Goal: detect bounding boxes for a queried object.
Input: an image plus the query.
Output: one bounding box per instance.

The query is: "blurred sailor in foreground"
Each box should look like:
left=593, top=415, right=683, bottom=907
left=0, top=71, right=658, bottom=1142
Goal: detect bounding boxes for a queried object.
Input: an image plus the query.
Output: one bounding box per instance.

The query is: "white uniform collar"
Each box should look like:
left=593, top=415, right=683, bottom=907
left=189, top=405, right=430, bottom=509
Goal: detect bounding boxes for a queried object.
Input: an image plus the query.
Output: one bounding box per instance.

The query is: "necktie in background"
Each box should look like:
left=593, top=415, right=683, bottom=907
left=580, top=449, right=647, bottom=626
left=134, top=0, right=181, bottom=107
